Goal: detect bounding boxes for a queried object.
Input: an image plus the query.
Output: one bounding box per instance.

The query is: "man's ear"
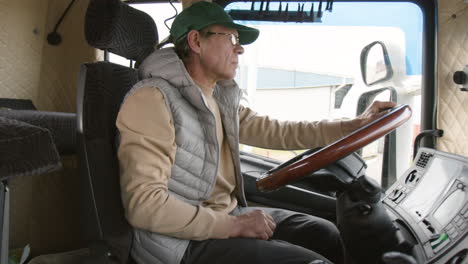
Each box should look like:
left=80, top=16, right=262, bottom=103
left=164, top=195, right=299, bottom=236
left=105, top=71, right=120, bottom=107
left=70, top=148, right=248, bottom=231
left=187, top=30, right=202, bottom=55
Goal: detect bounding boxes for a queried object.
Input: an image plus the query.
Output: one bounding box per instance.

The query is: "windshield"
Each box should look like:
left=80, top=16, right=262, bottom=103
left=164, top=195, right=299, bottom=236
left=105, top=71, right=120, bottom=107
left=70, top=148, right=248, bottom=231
left=226, top=1, right=423, bottom=186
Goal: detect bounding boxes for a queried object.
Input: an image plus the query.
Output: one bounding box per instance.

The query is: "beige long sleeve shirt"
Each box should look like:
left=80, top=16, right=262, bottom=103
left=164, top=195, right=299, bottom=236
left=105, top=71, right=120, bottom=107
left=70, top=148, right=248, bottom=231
left=117, top=86, right=351, bottom=241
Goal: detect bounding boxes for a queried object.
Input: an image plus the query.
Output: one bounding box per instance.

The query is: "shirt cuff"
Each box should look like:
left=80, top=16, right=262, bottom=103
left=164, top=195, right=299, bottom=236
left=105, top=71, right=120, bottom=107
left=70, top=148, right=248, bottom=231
left=339, top=119, right=360, bottom=138
left=195, top=206, right=235, bottom=240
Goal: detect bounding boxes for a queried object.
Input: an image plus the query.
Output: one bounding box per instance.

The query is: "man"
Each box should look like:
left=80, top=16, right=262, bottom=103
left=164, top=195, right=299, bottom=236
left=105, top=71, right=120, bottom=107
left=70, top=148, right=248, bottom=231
left=116, top=2, right=395, bottom=264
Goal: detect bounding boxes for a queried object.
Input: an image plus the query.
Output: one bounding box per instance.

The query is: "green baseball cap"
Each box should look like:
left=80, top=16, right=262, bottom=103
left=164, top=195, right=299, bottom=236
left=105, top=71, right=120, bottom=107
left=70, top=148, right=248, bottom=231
left=170, top=1, right=259, bottom=45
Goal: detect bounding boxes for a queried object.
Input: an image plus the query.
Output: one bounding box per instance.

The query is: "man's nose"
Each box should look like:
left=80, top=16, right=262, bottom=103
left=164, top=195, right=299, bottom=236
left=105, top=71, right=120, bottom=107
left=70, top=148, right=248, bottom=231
left=235, top=45, right=244, bottom=55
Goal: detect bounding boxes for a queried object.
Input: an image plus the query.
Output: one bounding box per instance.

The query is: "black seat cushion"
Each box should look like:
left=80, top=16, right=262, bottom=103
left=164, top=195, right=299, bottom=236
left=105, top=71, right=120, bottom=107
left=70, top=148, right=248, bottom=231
left=0, top=98, right=36, bottom=110
left=0, top=116, right=61, bottom=180
left=0, top=110, right=76, bottom=155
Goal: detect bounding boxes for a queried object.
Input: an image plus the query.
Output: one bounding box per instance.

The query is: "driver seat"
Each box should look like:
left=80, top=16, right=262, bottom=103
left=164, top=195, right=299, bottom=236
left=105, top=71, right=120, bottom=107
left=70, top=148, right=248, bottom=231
left=76, top=0, right=158, bottom=263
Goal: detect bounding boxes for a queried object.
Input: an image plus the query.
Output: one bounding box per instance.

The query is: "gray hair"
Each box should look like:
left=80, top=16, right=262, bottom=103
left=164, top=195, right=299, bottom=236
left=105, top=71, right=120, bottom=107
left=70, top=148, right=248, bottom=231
left=174, top=29, right=214, bottom=60
left=174, top=36, right=191, bottom=60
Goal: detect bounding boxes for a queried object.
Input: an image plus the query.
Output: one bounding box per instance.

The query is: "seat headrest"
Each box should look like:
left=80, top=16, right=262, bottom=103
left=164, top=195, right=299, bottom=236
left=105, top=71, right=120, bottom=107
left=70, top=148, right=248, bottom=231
left=85, top=0, right=158, bottom=65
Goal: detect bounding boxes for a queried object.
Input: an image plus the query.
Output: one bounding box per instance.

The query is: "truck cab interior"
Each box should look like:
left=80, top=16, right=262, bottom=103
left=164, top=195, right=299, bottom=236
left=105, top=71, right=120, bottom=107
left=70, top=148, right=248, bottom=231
left=0, top=0, right=466, bottom=263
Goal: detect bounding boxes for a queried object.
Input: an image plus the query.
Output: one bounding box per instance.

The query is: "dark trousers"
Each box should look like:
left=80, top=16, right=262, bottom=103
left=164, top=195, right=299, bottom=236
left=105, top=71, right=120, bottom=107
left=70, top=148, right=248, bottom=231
left=181, top=214, right=345, bottom=264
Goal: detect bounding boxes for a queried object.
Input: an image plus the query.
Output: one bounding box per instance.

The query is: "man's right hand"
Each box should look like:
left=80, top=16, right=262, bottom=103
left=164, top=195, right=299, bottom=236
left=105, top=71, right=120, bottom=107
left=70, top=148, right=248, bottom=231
left=229, top=209, right=276, bottom=240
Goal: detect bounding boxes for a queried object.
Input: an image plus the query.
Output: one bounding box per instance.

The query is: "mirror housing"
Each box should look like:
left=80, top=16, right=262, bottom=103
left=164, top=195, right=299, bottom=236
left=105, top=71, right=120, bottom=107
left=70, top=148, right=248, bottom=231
left=356, top=87, right=397, bottom=190
left=360, top=41, right=393, bottom=86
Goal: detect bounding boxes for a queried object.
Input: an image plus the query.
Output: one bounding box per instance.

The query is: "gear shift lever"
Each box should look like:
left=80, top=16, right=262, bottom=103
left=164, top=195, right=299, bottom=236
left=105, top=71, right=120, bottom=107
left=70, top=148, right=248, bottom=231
left=337, top=176, right=402, bottom=264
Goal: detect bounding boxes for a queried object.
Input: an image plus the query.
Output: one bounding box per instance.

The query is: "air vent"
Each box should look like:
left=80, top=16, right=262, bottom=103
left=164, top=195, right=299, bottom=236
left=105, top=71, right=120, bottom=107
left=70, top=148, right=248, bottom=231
left=416, top=152, right=432, bottom=168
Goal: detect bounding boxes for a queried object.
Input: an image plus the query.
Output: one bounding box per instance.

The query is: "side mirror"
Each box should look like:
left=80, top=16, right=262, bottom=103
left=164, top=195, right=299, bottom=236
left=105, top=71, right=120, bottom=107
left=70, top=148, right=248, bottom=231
left=360, top=41, right=393, bottom=86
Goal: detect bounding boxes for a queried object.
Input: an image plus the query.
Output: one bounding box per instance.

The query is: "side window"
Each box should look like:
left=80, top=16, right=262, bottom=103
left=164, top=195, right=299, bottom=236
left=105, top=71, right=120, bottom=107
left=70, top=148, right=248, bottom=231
left=228, top=2, right=423, bottom=188
left=108, top=3, right=183, bottom=66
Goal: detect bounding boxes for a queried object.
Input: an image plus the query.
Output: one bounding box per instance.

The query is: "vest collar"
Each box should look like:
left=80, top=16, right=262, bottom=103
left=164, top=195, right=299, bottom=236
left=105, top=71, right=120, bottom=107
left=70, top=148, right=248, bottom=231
left=139, top=48, right=240, bottom=112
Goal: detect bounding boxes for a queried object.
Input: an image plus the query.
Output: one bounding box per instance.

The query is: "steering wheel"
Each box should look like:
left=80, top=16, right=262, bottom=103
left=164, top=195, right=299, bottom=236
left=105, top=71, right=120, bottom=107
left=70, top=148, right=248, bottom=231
left=256, top=104, right=412, bottom=191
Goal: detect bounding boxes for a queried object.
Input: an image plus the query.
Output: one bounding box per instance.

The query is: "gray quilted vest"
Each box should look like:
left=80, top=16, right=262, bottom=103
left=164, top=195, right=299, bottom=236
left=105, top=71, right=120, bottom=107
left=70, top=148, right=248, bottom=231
left=125, top=48, right=248, bottom=264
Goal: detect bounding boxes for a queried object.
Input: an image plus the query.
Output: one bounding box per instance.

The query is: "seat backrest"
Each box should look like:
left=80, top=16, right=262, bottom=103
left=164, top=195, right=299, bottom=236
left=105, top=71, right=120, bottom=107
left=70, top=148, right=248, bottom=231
left=76, top=1, right=158, bottom=263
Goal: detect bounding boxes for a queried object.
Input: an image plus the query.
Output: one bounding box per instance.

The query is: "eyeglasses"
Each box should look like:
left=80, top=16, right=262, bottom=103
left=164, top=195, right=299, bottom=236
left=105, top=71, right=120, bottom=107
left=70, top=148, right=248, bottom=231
left=205, top=31, right=240, bottom=46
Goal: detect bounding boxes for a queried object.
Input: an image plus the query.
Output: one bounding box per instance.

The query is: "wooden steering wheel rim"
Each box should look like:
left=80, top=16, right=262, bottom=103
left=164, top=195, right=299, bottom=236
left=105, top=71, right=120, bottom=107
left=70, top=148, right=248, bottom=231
left=256, top=104, right=412, bottom=191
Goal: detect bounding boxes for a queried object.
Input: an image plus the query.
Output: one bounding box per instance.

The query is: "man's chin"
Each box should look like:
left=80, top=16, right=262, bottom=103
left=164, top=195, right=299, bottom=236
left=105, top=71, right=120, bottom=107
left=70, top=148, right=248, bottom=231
left=217, top=78, right=236, bottom=84
left=221, top=73, right=236, bottom=81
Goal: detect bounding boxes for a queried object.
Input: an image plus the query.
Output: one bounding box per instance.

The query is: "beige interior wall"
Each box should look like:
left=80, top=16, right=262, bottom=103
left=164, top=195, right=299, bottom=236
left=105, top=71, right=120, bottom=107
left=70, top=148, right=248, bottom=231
left=437, top=0, right=468, bottom=157
left=0, top=0, right=95, bottom=113
left=0, top=0, right=48, bottom=105
left=9, top=157, right=85, bottom=257
left=36, top=0, right=95, bottom=112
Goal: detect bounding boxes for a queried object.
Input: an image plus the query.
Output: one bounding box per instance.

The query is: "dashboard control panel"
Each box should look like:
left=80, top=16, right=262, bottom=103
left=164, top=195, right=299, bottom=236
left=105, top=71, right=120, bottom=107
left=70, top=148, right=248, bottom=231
left=384, top=148, right=467, bottom=263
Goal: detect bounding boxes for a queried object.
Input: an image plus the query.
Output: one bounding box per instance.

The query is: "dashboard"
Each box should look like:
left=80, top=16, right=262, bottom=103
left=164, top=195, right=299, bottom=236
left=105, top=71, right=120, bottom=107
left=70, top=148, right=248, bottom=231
left=384, top=147, right=467, bottom=263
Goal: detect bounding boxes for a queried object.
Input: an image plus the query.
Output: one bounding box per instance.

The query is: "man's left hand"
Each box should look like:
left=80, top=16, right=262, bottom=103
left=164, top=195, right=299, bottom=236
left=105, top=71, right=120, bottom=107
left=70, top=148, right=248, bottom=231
left=343, top=101, right=397, bottom=134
